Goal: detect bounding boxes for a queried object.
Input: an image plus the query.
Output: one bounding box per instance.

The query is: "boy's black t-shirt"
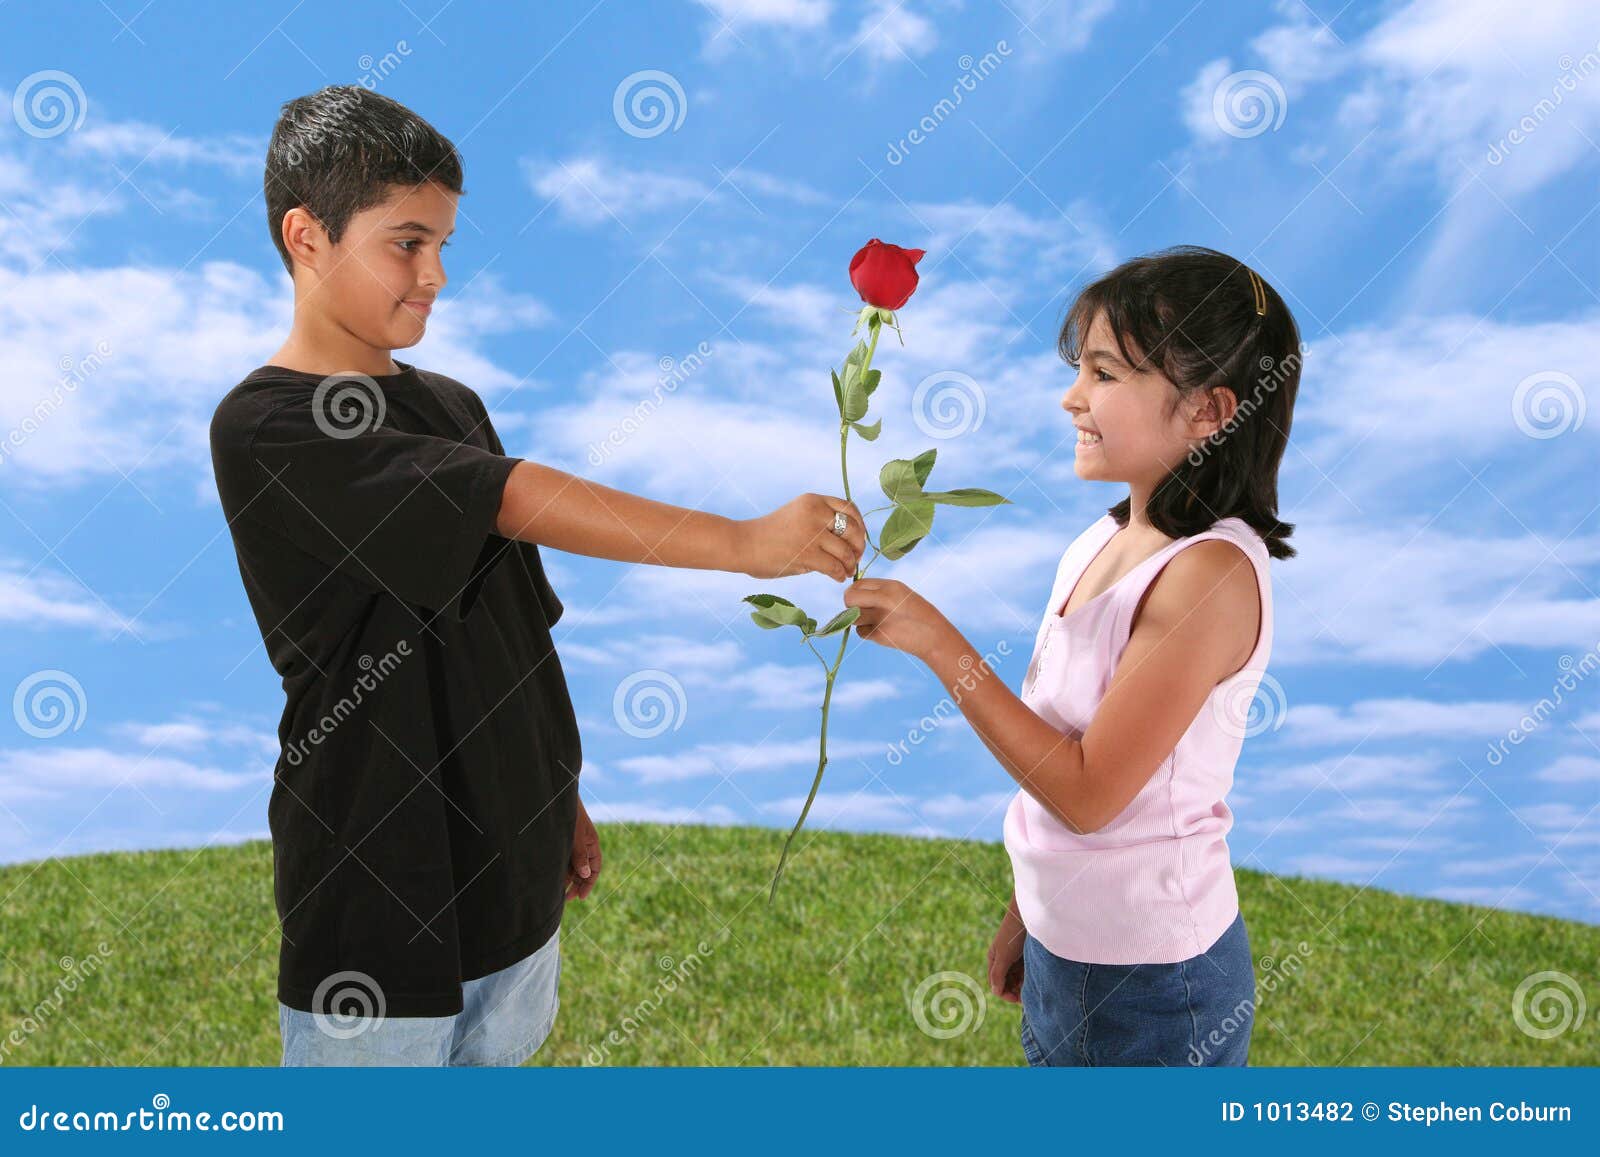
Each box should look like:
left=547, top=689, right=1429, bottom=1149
left=208, top=359, right=581, bottom=1017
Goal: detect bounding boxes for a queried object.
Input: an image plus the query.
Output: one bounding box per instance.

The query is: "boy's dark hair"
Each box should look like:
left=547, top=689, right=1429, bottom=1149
left=264, top=85, right=465, bottom=276
left=1058, top=244, right=1299, bottom=560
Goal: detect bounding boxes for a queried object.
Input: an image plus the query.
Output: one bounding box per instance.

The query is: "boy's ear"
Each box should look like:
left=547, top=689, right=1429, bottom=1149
left=281, top=206, right=328, bottom=270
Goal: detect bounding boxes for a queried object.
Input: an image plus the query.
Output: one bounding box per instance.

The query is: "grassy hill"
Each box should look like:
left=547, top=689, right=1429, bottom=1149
left=1, top=822, right=1596, bottom=1066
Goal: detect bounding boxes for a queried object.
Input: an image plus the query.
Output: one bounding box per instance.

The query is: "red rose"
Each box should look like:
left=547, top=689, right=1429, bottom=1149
left=849, top=239, right=926, bottom=310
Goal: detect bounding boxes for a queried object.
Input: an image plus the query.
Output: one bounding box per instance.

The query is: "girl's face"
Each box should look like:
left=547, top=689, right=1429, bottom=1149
left=1060, top=311, right=1223, bottom=488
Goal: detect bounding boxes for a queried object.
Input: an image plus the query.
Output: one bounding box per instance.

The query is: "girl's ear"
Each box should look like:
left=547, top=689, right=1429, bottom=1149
left=1189, top=385, right=1240, bottom=437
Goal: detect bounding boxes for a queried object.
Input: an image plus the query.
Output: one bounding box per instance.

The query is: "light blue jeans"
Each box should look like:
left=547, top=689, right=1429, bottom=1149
left=278, top=928, right=561, bottom=1067
left=1019, top=911, right=1256, bottom=1066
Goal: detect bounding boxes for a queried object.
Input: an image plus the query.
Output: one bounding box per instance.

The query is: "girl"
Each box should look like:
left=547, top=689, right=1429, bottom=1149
left=844, top=245, right=1299, bottom=1067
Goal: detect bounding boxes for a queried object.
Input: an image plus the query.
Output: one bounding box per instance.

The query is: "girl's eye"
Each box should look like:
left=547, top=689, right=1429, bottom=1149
left=1096, top=368, right=1115, bottom=382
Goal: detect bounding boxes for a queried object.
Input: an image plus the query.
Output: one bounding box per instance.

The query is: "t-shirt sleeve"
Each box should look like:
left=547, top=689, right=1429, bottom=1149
left=248, top=391, right=521, bottom=618
left=467, top=391, right=566, bottom=629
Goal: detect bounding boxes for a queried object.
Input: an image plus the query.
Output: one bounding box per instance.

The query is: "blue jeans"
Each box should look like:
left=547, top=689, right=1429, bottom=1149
left=1019, top=911, right=1255, bottom=1067
left=278, top=928, right=561, bottom=1067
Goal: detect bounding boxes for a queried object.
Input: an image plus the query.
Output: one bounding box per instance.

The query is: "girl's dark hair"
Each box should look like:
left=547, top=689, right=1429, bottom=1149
left=264, top=85, right=465, bottom=276
left=1059, top=244, right=1299, bottom=560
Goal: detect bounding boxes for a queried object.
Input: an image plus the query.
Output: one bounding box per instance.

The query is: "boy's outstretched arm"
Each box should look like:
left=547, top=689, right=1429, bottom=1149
left=495, top=459, right=866, bottom=581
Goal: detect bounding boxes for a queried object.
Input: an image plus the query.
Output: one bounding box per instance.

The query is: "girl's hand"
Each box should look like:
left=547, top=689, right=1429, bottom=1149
left=988, top=897, right=1026, bottom=1003
left=842, top=578, right=954, bottom=660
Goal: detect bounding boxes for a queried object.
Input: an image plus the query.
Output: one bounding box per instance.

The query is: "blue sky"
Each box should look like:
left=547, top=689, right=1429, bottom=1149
left=1, top=0, right=1597, bottom=929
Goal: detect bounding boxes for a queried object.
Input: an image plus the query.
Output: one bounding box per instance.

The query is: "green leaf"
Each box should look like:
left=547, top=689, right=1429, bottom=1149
left=814, top=607, right=861, bottom=637
left=842, top=374, right=870, bottom=423
left=843, top=340, right=869, bottom=369
left=861, top=368, right=881, bottom=397
left=851, top=418, right=882, bottom=441
left=878, top=499, right=935, bottom=560
left=921, top=487, right=1010, bottom=507
left=831, top=370, right=843, bottom=416
left=743, top=594, right=816, bottom=636
left=878, top=448, right=938, bottom=503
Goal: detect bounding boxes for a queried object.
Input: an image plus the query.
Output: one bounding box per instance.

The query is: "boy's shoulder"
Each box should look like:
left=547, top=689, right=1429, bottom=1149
left=209, top=361, right=491, bottom=456
left=209, top=365, right=312, bottom=453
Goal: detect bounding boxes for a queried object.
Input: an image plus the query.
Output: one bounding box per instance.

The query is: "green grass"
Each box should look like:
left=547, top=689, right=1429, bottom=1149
left=0, top=822, right=1596, bottom=1066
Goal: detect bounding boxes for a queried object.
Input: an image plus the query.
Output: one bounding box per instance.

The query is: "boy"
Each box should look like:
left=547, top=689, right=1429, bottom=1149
left=208, top=86, right=864, bottom=1067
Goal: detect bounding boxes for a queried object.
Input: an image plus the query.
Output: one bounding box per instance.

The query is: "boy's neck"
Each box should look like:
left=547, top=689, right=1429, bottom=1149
left=269, top=324, right=401, bottom=379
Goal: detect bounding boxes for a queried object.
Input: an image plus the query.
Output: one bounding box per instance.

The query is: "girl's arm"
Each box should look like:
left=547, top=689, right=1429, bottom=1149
left=845, top=540, right=1260, bottom=833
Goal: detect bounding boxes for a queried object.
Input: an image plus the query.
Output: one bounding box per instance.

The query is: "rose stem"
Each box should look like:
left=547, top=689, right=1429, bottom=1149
left=769, top=312, right=884, bottom=902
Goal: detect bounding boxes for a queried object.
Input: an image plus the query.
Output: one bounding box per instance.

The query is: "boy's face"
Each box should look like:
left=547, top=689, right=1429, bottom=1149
left=297, top=180, right=457, bottom=353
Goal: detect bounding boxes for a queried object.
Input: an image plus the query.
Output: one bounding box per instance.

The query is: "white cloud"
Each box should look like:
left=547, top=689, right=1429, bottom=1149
left=0, top=563, right=135, bottom=633
left=582, top=797, right=743, bottom=826
left=1177, top=0, right=1600, bottom=303
left=1273, top=518, right=1600, bottom=666
left=0, top=745, right=266, bottom=796
left=1180, top=58, right=1238, bottom=143
left=616, top=736, right=884, bottom=782
left=64, top=119, right=260, bottom=174
left=521, top=156, right=830, bottom=228
left=1535, top=755, right=1600, bottom=784
left=560, top=630, right=905, bottom=712
left=523, top=156, right=712, bottom=227
left=1261, top=752, right=1449, bottom=793
left=0, top=260, right=549, bottom=490
left=1280, top=699, right=1541, bottom=746
left=845, top=1, right=938, bottom=65
left=698, top=0, right=831, bottom=28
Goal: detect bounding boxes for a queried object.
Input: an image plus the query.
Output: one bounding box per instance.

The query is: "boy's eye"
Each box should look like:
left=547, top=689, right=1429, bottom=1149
left=1096, top=368, right=1115, bottom=382
left=397, top=238, right=449, bottom=252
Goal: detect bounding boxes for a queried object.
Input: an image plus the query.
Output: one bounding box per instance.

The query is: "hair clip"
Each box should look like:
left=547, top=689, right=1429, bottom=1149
left=1246, top=267, right=1268, bottom=316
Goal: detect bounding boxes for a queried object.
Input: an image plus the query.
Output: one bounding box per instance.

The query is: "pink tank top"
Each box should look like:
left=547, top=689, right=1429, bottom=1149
left=1002, top=512, right=1274, bottom=964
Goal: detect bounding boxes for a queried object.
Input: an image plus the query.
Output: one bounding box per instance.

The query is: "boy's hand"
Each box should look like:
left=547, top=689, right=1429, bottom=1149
left=843, top=578, right=954, bottom=660
left=738, top=494, right=865, bottom=582
left=988, top=897, right=1026, bottom=1004
left=565, top=795, right=601, bottom=901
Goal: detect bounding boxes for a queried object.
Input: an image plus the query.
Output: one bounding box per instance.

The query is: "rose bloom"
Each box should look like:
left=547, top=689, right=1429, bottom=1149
left=849, top=239, right=925, bottom=310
